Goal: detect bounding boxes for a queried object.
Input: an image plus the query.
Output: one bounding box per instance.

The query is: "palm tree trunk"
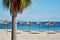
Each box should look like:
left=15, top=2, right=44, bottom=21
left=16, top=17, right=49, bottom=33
left=11, top=16, right=17, bottom=40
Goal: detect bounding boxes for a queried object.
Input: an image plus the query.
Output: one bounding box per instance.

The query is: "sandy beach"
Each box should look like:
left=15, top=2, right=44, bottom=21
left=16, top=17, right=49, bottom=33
left=0, top=30, right=60, bottom=40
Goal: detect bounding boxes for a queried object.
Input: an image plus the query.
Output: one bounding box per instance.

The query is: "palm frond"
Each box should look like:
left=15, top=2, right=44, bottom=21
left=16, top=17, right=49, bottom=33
left=3, top=0, right=32, bottom=16
left=19, top=0, right=32, bottom=13
left=21, top=0, right=32, bottom=8
left=3, top=0, right=10, bottom=8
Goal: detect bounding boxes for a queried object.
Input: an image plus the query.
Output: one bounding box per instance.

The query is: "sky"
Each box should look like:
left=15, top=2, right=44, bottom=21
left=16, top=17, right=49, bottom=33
left=0, top=0, right=60, bottom=22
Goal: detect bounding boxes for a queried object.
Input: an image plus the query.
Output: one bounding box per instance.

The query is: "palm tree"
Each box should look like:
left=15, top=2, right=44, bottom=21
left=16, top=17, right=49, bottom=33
left=27, top=21, right=32, bottom=34
left=20, top=21, right=25, bottom=31
left=45, top=21, right=50, bottom=33
left=3, top=0, right=32, bottom=40
left=37, top=21, right=41, bottom=32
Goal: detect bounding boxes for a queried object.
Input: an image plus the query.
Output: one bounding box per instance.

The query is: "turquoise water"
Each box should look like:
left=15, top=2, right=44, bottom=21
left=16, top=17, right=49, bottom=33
left=0, top=22, right=60, bottom=31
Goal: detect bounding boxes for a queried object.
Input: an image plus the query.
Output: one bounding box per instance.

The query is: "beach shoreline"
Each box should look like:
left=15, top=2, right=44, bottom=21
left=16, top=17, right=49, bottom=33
left=0, top=30, right=60, bottom=40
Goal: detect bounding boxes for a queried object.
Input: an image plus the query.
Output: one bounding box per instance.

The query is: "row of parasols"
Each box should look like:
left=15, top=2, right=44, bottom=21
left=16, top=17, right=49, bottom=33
left=0, top=20, right=57, bottom=34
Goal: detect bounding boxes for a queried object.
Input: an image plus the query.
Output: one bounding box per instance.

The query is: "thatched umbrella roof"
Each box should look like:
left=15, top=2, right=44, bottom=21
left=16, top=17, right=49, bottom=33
left=27, top=21, right=32, bottom=25
left=20, top=21, right=25, bottom=24
left=52, top=21, right=56, bottom=26
left=45, top=21, right=50, bottom=26
left=37, top=21, right=41, bottom=24
left=1, top=19, right=8, bottom=24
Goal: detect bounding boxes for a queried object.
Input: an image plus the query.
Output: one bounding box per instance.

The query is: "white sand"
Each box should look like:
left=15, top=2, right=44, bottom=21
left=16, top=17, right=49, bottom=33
left=0, top=30, right=60, bottom=40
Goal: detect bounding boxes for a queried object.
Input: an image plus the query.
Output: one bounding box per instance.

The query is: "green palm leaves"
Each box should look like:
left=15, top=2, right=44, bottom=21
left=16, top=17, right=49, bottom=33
left=3, top=0, right=10, bottom=8
left=21, top=0, right=32, bottom=9
left=3, top=0, right=32, bottom=16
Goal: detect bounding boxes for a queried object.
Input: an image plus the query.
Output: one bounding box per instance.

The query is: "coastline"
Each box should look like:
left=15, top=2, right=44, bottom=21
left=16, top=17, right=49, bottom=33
left=0, top=30, right=60, bottom=40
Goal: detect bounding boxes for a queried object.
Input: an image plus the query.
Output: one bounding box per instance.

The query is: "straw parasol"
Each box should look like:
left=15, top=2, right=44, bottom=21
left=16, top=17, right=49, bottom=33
left=20, top=21, right=25, bottom=31
left=52, top=21, right=56, bottom=32
left=37, top=21, right=42, bottom=32
left=45, top=21, right=50, bottom=33
left=1, top=19, right=8, bottom=34
left=27, top=21, right=32, bottom=34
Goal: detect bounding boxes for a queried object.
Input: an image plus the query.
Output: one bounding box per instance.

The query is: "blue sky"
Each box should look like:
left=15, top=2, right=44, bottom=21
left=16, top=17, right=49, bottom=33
left=0, top=0, right=60, bottom=22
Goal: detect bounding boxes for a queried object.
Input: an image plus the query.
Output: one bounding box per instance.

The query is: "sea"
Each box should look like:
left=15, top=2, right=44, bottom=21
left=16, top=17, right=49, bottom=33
left=0, top=22, right=60, bottom=31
